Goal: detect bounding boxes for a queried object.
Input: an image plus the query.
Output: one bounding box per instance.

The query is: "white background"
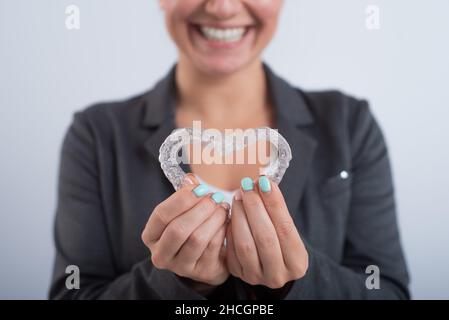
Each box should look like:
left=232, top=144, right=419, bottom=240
left=0, top=0, right=448, bottom=299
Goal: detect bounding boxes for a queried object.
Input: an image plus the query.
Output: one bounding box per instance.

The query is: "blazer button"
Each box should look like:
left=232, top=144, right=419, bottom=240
left=340, top=170, right=349, bottom=180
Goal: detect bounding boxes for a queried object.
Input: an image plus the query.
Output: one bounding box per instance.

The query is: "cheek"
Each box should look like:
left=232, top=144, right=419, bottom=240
left=163, top=1, right=200, bottom=45
left=245, top=0, right=282, bottom=52
left=246, top=0, right=283, bottom=26
left=163, top=0, right=202, bottom=20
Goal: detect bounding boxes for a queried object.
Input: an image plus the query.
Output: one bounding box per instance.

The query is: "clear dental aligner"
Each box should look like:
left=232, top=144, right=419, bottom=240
left=159, top=127, right=292, bottom=191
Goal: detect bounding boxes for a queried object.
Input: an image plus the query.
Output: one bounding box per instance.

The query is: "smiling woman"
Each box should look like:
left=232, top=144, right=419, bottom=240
left=49, top=0, right=410, bottom=300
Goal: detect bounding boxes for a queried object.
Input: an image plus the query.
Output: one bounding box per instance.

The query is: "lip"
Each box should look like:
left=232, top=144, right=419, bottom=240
left=189, top=23, right=255, bottom=50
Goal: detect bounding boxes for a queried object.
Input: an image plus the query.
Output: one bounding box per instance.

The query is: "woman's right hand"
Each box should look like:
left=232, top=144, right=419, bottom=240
left=141, top=174, right=230, bottom=288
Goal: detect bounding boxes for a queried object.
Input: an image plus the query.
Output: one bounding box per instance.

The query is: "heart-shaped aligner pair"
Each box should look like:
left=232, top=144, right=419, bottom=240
left=159, top=127, right=292, bottom=191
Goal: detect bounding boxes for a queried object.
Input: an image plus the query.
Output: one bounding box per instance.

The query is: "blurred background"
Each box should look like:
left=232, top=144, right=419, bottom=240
left=1, top=0, right=448, bottom=299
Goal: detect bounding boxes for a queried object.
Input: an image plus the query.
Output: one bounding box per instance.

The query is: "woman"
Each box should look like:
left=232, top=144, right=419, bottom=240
left=49, top=0, right=409, bottom=299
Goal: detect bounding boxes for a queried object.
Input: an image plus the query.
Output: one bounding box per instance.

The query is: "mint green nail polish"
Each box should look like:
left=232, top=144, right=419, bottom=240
left=193, top=184, right=209, bottom=197
left=259, top=176, right=272, bottom=193
left=241, top=177, right=254, bottom=192
left=211, top=192, right=224, bottom=204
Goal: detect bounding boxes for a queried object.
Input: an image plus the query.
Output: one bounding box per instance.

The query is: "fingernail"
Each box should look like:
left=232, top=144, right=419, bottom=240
left=182, top=173, right=199, bottom=188
left=182, top=175, right=194, bottom=187
left=211, top=192, right=225, bottom=204
left=258, top=176, right=272, bottom=193
left=241, top=177, right=254, bottom=192
left=234, top=189, right=242, bottom=201
left=193, top=184, right=209, bottom=197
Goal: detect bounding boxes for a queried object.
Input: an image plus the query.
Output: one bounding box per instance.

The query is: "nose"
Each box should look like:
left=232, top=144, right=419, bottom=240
left=205, top=0, right=243, bottom=20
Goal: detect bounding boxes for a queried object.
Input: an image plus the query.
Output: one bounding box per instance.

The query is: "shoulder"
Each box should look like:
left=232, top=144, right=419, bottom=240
left=297, top=88, right=387, bottom=163
left=60, top=91, right=152, bottom=161
left=300, top=89, right=371, bottom=131
left=300, top=88, right=380, bottom=143
left=65, top=89, right=153, bottom=149
left=75, top=92, right=147, bottom=129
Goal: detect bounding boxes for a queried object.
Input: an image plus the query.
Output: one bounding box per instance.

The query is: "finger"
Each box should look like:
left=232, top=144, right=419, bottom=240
left=192, top=223, right=228, bottom=285
left=240, top=177, right=283, bottom=277
left=225, top=225, right=243, bottom=278
left=144, top=178, right=210, bottom=244
left=175, top=205, right=228, bottom=264
left=231, top=197, right=262, bottom=277
left=257, top=176, right=306, bottom=271
left=156, top=194, right=222, bottom=262
left=199, top=221, right=227, bottom=263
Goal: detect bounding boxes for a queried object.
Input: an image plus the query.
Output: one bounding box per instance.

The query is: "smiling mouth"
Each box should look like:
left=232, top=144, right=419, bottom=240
left=193, top=24, right=251, bottom=43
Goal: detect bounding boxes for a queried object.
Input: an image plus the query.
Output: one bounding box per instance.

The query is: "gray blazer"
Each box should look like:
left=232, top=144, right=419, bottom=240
left=49, top=64, right=410, bottom=299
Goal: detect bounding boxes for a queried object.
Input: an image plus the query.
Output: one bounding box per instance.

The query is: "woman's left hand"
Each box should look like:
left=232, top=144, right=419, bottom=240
left=226, top=176, right=309, bottom=289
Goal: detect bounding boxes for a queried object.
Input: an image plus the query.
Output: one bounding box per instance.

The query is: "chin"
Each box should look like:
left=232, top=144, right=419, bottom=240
left=193, top=55, right=255, bottom=77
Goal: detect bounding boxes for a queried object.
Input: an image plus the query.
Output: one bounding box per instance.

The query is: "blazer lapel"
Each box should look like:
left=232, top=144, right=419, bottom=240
left=142, top=66, right=177, bottom=163
left=277, top=121, right=317, bottom=216
left=264, top=65, right=317, bottom=216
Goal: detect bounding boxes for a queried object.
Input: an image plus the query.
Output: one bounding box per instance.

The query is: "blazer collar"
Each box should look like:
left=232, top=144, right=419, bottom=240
left=142, top=64, right=317, bottom=216
left=263, top=64, right=314, bottom=127
left=142, top=65, right=177, bottom=128
left=141, top=63, right=314, bottom=128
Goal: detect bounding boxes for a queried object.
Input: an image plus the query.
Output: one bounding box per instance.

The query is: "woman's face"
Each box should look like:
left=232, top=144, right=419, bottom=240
left=160, top=0, right=283, bottom=75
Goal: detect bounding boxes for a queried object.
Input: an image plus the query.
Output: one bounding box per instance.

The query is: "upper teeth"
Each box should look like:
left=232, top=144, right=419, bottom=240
left=200, top=26, right=246, bottom=42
